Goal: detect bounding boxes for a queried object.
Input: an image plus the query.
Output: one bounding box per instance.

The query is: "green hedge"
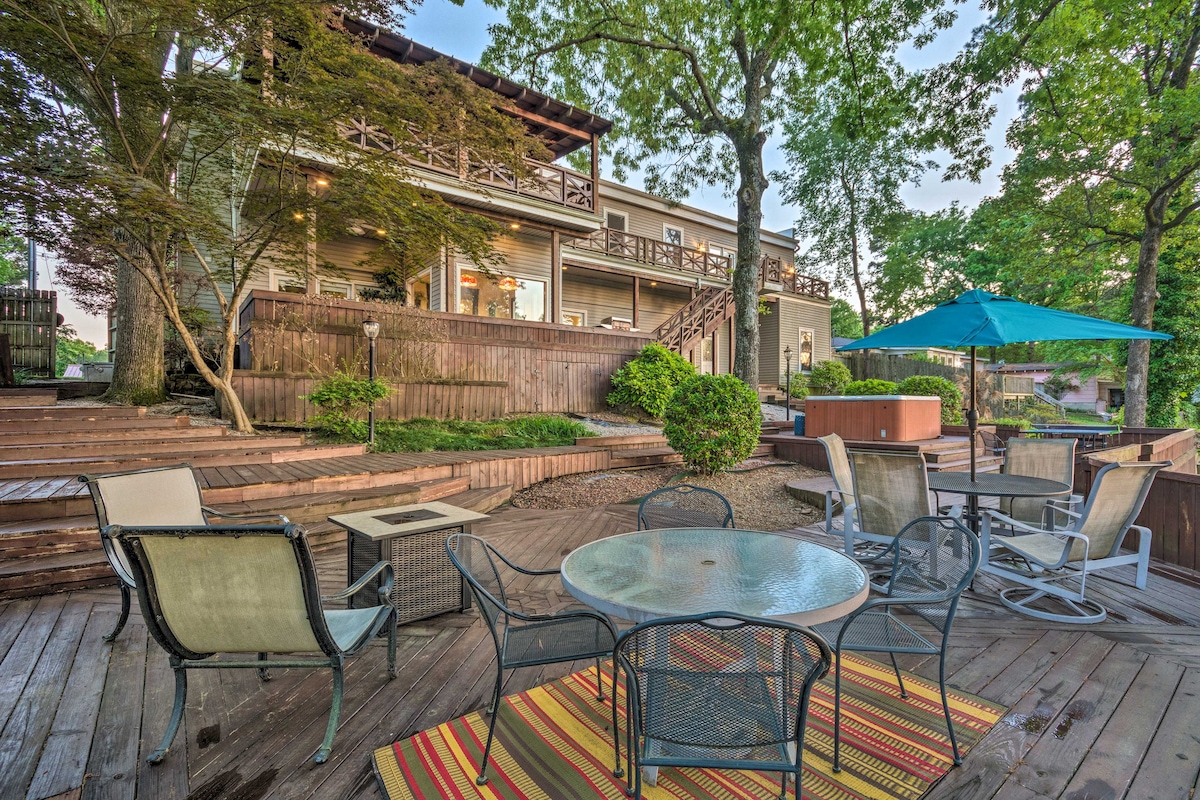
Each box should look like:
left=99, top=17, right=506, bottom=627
left=807, top=360, right=852, bottom=395
left=896, top=375, right=964, bottom=424
left=844, top=379, right=899, bottom=396
left=607, top=343, right=696, bottom=418
left=664, top=374, right=761, bottom=475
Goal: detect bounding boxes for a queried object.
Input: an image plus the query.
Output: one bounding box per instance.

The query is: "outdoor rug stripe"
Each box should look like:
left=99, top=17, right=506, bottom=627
left=374, top=655, right=1004, bottom=800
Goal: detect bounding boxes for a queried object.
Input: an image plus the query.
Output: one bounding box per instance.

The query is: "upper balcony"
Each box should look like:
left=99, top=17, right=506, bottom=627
left=566, top=228, right=830, bottom=301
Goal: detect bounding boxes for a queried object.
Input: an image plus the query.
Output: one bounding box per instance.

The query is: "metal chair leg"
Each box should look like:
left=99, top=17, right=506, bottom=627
left=315, top=657, right=344, bottom=764
left=940, top=650, right=961, bottom=765
left=832, top=654, right=843, bottom=773
left=387, top=609, right=398, bottom=679
left=104, top=584, right=131, bottom=643
left=256, top=652, right=271, bottom=682
left=594, top=657, right=606, bottom=701
left=147, top=659, right=187, bottom=764
left=889, top=652, right=908, bottom=699
left=477, top=669, right=504, bottom=785
left=611, top=660, right=624, bottom=778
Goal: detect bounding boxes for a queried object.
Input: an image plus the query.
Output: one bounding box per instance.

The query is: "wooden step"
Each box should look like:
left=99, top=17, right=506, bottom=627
left=0, top=389, right=57, bottom=407
left=0, top=426, right=228, bottom=447
left=0, top=518, right=97, bottom=560
left=0, top=405, right=145, bottom=421
left=575, top=433, right=665, bottom=448
left=0, top=416, right=190, bottom=435
left=610, top=446, right=681, bottom=468
left=926, top=456, right=1004, bottom=473
left=0, top=435, right=305, bottom=463
left=923, top=446, right=985, bottom=464
left=0, top=549, right=116, bottom=600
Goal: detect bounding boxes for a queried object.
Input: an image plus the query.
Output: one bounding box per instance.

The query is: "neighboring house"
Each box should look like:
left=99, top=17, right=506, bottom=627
left=991, top=362, right=1123, bottom=413
left=188, top=24, right=831, bottom=391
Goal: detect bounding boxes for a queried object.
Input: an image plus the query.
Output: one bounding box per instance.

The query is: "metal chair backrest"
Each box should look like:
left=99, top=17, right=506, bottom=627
left=1003, top=438, right=1076, bottom=524
left=80, top=466, right=206, bottom=586
left=637, top=484, right=734, bottom=530
left=849, top=451, right=932, bottom=539
left=818, top=433, right=855, bottom=509
left=1068, top=461, right=1169, bottom=562
left=105, top=523, right=340, bottom=659
left=884, top=516, right=980, bottom=633
left=616, top=612, right=831, bottom=749
left=445, top=533, right=512, bottom=637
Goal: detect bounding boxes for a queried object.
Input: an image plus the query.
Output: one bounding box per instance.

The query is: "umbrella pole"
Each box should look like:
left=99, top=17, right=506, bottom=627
left=969, top=346, right=978, bottom=482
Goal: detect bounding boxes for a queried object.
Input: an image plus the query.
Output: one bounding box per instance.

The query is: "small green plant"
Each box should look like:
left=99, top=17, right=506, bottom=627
left=806, top=360, right=852, bottom=395
left=896, top=375, right=964, bottom=424
left=373, top=414, right=592, bottom=452
left=781, top=378, right=808, bottom=399
left=844, top=378, right=899, bottom=396
left=607, top=342, right=696, bottom=418
left=664, top=374, right=761, bottom=475
left=306, top=370, right=390, bottom=441
left=984, top=417, right=1033, bottom=429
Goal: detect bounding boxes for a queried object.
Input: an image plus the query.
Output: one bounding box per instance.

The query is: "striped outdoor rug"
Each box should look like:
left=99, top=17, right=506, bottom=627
left=374, top=655, right=1004, bottom=799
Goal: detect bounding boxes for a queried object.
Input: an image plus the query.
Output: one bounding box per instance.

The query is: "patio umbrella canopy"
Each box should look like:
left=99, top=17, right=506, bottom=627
left=836, top=289, right=1172, bottom=479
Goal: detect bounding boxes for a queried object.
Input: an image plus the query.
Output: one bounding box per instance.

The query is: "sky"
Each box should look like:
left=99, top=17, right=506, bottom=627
left=52, top=0, right=1021, bottom=347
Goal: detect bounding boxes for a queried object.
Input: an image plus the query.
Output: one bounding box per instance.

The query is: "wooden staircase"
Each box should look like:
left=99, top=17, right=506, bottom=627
left=652, top=286, right=735, bottom=355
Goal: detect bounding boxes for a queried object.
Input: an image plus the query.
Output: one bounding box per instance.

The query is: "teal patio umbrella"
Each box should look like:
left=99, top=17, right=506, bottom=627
left=836, top=289, right=1172, bottom=479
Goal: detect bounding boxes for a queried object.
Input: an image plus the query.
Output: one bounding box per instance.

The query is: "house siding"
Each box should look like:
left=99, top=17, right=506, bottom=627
left=762, top=296, right=833, bottom=386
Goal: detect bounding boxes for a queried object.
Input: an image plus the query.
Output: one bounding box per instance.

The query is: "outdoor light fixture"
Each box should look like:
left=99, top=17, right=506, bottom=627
left=460, top=274, right=478, bottom=288
left=376, top=228, right=387, bottom=236
left=649, top=281, right=657, bottom=287
left=497, top=276, right=519, bottom=292
left=509, top=222, right=521, bottom=230
left=362, top=319, right=380, bottom=445
left=783, top=345, right=794, bottom=422
left=315, top=177, right=329, bottom=186
left=293, top=212, right=305, bottom=220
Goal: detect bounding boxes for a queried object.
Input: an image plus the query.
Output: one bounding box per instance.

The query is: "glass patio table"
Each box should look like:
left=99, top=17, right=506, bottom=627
left=560, top=527, right=870, bottom=627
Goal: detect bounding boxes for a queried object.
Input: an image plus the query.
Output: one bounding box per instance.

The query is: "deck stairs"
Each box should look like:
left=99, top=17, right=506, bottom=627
left=579, top=432, right=775, bottom=469
left=652, top=286, right=735, bottom=355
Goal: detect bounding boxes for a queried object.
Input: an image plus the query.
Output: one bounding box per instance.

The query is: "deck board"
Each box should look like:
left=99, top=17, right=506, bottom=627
left=4, top=507, right=1200, bottom=799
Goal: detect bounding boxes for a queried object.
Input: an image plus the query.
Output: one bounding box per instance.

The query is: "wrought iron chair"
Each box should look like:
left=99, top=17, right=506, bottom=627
left=637, top=484, right=734, bottom=530
left=445, top=533, right=620, bottom=786
left=813, top=516, right=979, bottom=770
left=104, top=522, right=397, bottom=765
left=846, top=451, right=933, bottom=564
left=817, top=433, right=858, bottom=535
left=982, top=460, right=1169, bottom=623
left=614, top=611, right=831, bottom=800
left=80, top=464, right=288, bottom=642
left=977, top=429, right=1006, bottom=457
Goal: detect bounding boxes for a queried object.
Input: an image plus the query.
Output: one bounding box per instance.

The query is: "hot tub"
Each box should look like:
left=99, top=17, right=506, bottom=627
left=804, top=395, right=942, bottom=442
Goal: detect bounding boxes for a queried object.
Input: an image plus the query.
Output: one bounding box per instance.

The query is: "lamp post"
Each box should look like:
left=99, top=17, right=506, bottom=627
left=783, top=345, right=793, bottom=422
left=362, top=318, right=380, bottom=445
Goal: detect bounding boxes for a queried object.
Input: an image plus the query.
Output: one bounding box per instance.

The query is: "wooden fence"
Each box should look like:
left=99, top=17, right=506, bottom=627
left=232, top=290, right=653, bottom=422
left=0, top=289, right=56, bottom=378
left=844, top=351, right=1006, bottom=418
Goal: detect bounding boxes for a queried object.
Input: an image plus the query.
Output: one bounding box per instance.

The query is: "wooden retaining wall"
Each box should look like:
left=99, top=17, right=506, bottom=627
left=232, top=290, right=654, bottom=422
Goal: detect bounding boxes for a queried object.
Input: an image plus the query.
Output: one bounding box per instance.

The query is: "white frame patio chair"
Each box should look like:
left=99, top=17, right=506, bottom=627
left=104, top=522, right=398, bottom=765
left=80, top=464, right=289, bottom=642
left=817, top=433, right=858, bottom=535
left=981, top=460, right=1170, bottom=623
left=846, top=450, right=933, bottom=564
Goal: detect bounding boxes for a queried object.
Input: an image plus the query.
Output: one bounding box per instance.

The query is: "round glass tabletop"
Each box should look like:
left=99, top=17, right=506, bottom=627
left=560, top=528, right=869, bottom=626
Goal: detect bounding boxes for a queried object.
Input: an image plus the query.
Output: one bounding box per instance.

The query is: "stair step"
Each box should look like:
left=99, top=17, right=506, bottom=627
left=0, top=426, right=227, bottom=446
left=210, top=475, right=472, bottom=525
left=924, top=447, right=985, bottom=464
left=0, top=416, right=190, bottom=434
left=609, top=442, right=773, bottom=469
left=926, top=456, right=1003, bottom=473
left=0, top=435, right=299, bottom=462
left=0, top=549, right=115, bottom=600
left=0, top=405, right=145, bottom=421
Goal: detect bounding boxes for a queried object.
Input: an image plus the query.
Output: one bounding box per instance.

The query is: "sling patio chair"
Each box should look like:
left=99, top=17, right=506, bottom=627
left=817, top=433, right=858, bottom=535
left=614, top=611, right=831, bottom=800
left=981, top=460, right=1170, bottom=623
left=846, top=450, right=933, bottom=568
left=813, top=516, right=980, bottom=770
left=80, top=464, right=289, bottom=642
left=995, top=437, right=1081, bottom=530
left=637, top=484, right=735, bottom=530
left=445, top=533, right=620, bottom=787
left=103, top=522, right=398, bottom=765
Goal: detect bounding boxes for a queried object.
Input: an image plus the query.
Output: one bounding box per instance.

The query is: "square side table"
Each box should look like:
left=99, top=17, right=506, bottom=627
left=329, top=501, right=490, bottom=625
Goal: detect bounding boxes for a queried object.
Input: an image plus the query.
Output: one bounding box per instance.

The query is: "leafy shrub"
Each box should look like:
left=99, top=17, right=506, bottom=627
left=607, top=342, right=696, bottom=418
left=781, top=378, right=808, bottom=398
left=807, top=360, right=852, bottom=395
left=844, top=379, right=899, bottom=396
left=664, top=374, right=761, bottom=475
left=306, top=370, right=390, bottom=441
left=373, top=414, right=591, bottom=452
left=985, top=417, right=1033, bottom=429
left=896, top=375, right=964, bottom=424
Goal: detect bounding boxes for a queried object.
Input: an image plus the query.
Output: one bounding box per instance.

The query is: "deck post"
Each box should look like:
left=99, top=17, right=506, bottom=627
left=551, top=231, right=562, bottom=325
left=632, top=276, right=639, bottom=329
left=590, top=133, right=600, bottom=212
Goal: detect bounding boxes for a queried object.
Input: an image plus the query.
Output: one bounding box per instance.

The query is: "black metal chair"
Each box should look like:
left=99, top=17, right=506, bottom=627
left=445, top=533, right=620, bottom=786
left=615, top=612, right=831, bottom=799
left=105, top=523, right=397, bottom=765
left=813, top=516, right=980, bottom=770
left=637, top=484, right=735, bottom=530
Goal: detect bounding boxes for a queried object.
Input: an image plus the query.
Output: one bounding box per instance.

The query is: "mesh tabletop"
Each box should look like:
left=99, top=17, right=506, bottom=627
left=560, top=528, right=869, bottom=626
left=927, top=472, right=1071, bottom=498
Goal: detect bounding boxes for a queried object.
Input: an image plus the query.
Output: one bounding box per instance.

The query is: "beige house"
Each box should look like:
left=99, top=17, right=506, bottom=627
left=206, top=25, right=832, bottom=394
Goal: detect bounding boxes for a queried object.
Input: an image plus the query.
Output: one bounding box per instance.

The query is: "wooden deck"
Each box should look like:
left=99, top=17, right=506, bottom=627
left=3, top=504, right=1200, bottom=800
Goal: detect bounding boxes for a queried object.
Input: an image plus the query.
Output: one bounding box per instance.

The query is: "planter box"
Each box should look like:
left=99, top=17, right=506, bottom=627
left=805, top=395, right=942, bottom=442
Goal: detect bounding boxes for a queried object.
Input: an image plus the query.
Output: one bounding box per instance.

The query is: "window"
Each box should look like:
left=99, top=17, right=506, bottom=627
left=798, top=328, right=814, bottom=371
left=409, top=272, right=430, bottom=309
left=708, top=244, right=736, bottom=268
left=271, top=271, right=308, bottom=294
left=663, top=224, right=683, bottom=246
left=605, top=210, right=627, bottom=232
left=562, top=309, right=586, bottom=326
left=458, top=269, right=546, bottom=322
left=700, top=336, right=714, bottom=375
left=318, top=280, right=351, bottom=298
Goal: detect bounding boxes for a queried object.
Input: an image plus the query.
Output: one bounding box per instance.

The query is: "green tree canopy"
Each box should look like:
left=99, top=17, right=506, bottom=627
left=830, top=298, right=864, bottom=339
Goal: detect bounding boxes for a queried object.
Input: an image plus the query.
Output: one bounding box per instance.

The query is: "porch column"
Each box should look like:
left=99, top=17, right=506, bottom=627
left=444, top=250, right=456, bottom=313
left=590, top=133, right=600, bottom=212
left=550, top=231, right=562, bottom=324
left=304, top=175, right=318, bottom=293
left=632, top=276, right=640, bottom=329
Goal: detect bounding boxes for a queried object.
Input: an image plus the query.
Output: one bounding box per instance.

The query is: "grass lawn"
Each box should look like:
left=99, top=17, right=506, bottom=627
left=371, top=415, right=594, bottom=453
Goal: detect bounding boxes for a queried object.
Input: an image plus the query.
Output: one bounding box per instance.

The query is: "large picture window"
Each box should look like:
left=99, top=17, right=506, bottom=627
left=458, top=269, right=546, bottom=322
left=798, top=328, right=814, bottom=371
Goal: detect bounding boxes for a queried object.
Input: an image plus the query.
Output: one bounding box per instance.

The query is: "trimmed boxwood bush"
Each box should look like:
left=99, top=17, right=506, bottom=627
left=844, top=378, right=899, bottom=396
left=807, top=360, right=852, bottom=395
left=664, top=374, right=761, bottom=475
left=897, top=375, right=964, bottom=424
left=607, top=343, right=696, bottom=418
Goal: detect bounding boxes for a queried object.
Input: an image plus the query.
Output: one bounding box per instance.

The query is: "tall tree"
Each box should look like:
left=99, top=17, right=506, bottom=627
left=937, top=0, right=1200, bottom=426
left=829, top=297, right=864, bottom=339
left=0, top=220, right=23, bottom=286
left=482, top=0, right=951, bottom=387
left=0, top=1, right=540, bottom=428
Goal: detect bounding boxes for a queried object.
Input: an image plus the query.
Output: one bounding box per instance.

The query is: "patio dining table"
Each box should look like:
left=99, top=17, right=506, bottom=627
left=926, top=472, right=1072, bottom=535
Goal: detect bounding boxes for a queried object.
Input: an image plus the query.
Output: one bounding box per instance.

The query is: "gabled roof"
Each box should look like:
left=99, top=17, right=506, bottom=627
left=339, top=15, right=613, bottom=158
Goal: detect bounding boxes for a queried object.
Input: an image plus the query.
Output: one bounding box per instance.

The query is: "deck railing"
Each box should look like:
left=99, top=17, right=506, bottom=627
left=760, top=256, right=830, bottom=300
left=338, top=119, right=596, bottom=212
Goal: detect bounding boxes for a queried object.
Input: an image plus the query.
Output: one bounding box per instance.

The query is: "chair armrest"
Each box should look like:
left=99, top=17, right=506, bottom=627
left=202, top=506, right=291, bottom=524
left=484, top=544, right=561, bottom=576
left=981, top=508, right=1052, bottom=535
left=323, top=561, right=395, bottom=606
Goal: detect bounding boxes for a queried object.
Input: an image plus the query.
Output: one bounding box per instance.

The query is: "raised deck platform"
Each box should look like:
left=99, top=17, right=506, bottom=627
left=764, top=430, right=1004, bottom=473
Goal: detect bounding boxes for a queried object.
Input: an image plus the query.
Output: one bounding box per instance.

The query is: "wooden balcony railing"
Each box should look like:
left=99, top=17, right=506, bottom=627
left=567, top=228, right=733, bottom=277
left=652, top=287, right=734, bottom=353
left=759, top=255, right=829, bottom=300
left=338, top=119, right=596, bottom=212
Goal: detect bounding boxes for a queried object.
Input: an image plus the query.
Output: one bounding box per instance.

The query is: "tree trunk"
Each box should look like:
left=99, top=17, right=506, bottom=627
left=732, top=134, right=768, bottom=389
left=104, top=258, right=166, bottom=405
left=1124, top=200, right=1167, bottom=427
left=848, top=211, right=870, bottom=337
